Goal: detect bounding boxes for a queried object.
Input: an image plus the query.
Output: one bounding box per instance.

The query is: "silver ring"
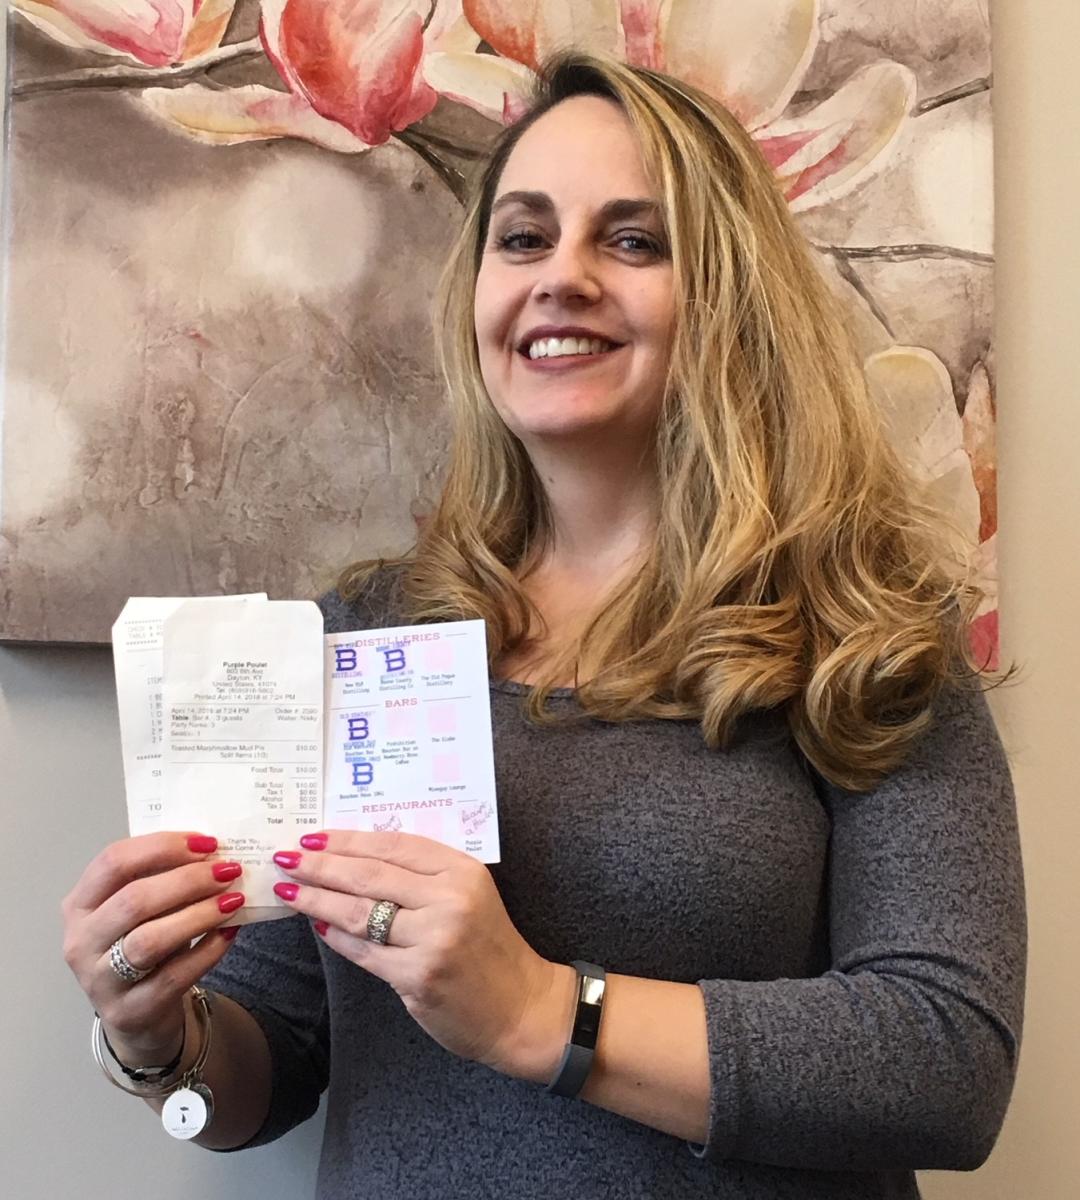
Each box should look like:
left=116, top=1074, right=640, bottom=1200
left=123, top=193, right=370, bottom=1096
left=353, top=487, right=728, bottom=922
left=108, top=936, right=152, bottom=984
left=366, top=900, right=400, bottom=945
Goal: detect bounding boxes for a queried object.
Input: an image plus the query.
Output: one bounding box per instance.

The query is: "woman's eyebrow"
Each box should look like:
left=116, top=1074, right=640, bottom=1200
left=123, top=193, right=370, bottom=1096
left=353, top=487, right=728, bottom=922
left=490, top=190, right=662, bottom=223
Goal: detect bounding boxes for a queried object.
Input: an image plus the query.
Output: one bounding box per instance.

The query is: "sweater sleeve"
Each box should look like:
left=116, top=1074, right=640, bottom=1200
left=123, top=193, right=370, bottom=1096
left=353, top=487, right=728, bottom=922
left=693, top=680, right=1027, bottom=1171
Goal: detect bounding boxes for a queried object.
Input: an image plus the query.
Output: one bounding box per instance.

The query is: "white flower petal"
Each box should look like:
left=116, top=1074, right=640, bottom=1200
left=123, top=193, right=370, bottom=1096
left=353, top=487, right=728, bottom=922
left=760, top=60, right=917, bottom=213
left=423, top=50, right=536, bottom=124
left=659, top=0, right=819, bottom=128
left=137, top=84, right=373, bottom=152
left=865, top=345, right=980, bottom=544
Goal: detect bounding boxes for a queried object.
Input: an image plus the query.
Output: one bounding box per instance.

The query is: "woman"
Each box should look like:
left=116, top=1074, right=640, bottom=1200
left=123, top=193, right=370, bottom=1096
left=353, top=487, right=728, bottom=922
left=63, top=52, right=1025, bottom=1198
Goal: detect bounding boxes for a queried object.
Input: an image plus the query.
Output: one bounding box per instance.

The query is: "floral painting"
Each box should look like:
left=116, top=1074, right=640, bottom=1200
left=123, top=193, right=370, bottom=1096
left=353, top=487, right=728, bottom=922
left=0, top=0, right=997, bottom=661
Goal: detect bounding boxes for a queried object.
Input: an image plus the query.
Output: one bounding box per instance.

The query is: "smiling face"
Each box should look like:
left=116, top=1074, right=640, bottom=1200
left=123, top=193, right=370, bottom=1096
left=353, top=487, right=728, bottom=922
left=473, top=95, right=676, bottom=451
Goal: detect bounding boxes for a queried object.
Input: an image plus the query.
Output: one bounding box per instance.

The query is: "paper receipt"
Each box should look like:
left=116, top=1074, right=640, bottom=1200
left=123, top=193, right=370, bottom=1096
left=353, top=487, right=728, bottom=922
left=111, top=595, right=266, bottom=837
left=162, top=599, right=325, bottom=912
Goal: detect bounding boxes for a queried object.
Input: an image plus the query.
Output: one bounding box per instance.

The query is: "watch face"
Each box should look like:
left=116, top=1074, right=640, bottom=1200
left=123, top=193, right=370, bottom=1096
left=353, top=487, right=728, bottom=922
left=574, top=965, right=606, bottom=1049
left=581, top=975, right=606, bottom=1005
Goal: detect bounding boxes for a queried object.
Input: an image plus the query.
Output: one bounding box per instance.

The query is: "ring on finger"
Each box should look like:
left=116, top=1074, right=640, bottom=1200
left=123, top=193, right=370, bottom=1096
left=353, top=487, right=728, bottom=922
left=366, top=900, right=400, bottom=946
left=108, top=935, right=152, bottom=984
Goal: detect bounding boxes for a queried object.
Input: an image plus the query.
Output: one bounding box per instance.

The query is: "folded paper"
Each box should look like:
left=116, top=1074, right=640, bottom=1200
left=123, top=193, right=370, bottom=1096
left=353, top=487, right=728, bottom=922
left=112, top=598, right=501, bottom=923
left=324, top=619, right=500, bottom=863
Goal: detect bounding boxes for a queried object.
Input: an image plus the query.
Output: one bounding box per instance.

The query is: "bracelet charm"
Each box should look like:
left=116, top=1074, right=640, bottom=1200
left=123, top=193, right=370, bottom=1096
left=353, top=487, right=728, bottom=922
left=162, top=1081, right=215, bottom=1140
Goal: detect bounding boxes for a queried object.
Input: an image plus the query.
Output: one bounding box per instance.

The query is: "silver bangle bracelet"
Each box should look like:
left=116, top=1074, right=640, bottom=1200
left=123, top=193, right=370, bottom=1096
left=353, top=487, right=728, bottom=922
left=91, top=987, right=212, bottom=1099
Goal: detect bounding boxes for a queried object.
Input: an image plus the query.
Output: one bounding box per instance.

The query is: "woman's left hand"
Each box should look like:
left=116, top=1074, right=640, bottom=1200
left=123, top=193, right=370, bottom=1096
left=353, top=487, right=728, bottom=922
left=271, top=831, right=572, bottom=1080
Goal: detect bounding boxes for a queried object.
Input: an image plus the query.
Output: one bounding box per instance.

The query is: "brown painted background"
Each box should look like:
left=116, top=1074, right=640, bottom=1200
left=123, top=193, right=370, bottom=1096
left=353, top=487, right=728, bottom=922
left=0, top=1, right=996, bottom=649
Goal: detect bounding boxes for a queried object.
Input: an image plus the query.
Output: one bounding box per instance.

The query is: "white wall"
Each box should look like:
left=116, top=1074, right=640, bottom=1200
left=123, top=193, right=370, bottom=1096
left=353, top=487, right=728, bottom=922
left=2, top=1, right=1076, bottom=1195
left=917, top=2, right=1080, bottom=1197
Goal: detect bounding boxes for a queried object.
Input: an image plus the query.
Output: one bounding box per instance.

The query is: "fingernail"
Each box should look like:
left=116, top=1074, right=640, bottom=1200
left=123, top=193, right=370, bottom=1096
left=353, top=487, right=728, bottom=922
left=273, top=851, right=302, bottom=869
left=313, top=920, right=329, bottom=936
left=218, top=892, right=245, bottom=914
left=212, top=862, right=243, bottom=882
left=274, top=882, right=299, bottom=902
left=299, top=833, right=328, bottom=851
left=188, top=835, right=218, bottom=854
left=220, top=925, right=240, bottom=942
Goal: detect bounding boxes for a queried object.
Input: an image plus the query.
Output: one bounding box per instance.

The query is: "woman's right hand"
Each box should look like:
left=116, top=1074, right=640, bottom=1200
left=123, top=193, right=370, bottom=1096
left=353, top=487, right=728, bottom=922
left=62, top=832, right=245, bottom=1062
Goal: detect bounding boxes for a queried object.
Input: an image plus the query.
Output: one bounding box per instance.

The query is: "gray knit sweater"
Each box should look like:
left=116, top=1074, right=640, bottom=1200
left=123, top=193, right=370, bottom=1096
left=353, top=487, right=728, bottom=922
left=205, top=569, right=1026, bottom=1198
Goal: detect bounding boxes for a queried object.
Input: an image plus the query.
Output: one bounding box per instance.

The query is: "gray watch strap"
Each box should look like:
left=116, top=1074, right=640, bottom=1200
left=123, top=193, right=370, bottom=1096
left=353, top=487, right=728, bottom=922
left=546, top=961, right=606, bottom=1098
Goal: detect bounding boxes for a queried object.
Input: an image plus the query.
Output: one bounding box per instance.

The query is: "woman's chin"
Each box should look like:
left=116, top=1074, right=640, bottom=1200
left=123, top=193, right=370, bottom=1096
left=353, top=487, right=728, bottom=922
left=513, top=413, right=623, bottom=443
left=500, top=398, right=632, bottom=440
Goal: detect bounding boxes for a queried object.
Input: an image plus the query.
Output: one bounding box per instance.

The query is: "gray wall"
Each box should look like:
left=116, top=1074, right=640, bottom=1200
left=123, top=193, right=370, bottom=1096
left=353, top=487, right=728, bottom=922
left=3, top=2, right=1079, bottom=1197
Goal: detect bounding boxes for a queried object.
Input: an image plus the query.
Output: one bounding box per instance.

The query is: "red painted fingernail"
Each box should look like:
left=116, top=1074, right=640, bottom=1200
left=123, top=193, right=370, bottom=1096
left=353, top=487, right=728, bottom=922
left=273, top=851, right=302, bottom=869
left=188, top=835, right=218, bottom=854
left=218, top=892, right=245, bottom=914
left=212, top=862, right=243, bottom=882
left=220, top=925, right=240, bottom=942
left=313, top=920, right=329, bottom=936
left=299, top=833, right=328, bottom=851
left=274, top=882, right=299, bottom=902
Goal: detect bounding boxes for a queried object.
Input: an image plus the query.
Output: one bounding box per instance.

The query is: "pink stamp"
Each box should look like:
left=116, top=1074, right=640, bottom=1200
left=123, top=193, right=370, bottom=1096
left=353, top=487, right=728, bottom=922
left=423, top=640, right=455, bottom=672
left=460, top=801, right=494, bottom=837
left=426, top=703, right=457, bottom=736
left=385, top=706, right=417, bottom=737
left=432, top=752, right=461, bottom=783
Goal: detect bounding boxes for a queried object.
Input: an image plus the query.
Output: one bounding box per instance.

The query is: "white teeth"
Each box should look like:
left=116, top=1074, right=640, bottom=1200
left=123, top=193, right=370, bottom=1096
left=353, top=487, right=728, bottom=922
left=527, top=336, right=613, bottom=359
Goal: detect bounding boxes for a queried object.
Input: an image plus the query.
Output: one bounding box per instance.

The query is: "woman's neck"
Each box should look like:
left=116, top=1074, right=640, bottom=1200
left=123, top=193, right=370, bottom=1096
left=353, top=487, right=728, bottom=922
left=524, top=433, right=659, bottom=582
left=494, top=435, right=659, bottom=686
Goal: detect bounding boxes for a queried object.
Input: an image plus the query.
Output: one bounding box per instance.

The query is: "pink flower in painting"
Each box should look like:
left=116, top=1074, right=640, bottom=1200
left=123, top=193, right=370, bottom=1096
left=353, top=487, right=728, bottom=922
left=258, top=0, right=441, bottom=145
left=424, top=0, right=918, bottom=212
left=11, top=0, right=237, bottom=67
left=140, top=0, right=478, bottom=151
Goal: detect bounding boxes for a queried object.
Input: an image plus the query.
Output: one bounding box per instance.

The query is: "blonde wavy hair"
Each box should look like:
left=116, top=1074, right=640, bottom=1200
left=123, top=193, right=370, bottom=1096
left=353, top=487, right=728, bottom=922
left=341, top=50, right=1005, bottom=791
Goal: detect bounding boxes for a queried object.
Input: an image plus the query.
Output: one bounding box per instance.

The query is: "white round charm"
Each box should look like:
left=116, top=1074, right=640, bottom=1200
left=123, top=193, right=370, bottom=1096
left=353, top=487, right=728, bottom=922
left=161, top=1084, right=214, bottom=1139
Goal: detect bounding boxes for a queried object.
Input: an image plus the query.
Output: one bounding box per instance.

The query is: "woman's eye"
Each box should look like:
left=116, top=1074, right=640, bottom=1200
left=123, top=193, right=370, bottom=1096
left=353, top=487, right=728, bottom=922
left=495, top=230, right=546, bottom=252
left=613, top=231, right=664, bottom=255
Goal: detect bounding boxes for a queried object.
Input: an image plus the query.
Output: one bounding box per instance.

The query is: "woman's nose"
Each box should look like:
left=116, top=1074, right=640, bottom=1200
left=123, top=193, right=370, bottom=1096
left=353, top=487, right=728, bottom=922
left=534, top=240, right=602, bottom=305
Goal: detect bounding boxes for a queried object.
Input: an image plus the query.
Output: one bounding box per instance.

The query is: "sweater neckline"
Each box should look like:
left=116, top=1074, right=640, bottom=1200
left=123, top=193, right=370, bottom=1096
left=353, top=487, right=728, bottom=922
left=489, top=677, right=577, bottom=699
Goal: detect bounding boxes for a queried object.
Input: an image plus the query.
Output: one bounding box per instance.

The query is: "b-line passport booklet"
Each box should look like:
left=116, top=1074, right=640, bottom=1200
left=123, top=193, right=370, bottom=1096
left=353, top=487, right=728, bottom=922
left=112, top=596, right=500, bottom=924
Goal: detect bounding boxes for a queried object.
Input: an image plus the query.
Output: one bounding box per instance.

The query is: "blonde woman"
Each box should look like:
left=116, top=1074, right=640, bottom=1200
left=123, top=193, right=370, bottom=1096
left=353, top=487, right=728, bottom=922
left=63, top=52, right=1025, bottom=1199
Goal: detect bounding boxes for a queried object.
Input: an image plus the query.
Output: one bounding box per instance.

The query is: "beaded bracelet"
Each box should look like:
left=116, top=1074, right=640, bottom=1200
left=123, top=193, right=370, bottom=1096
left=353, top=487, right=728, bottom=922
left=102, top=1020, right=186, bottom=1086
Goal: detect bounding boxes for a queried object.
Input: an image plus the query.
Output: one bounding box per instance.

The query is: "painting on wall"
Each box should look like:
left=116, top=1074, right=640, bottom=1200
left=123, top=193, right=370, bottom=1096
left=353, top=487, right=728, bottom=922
left=0, top=0, right=997, bottom=658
